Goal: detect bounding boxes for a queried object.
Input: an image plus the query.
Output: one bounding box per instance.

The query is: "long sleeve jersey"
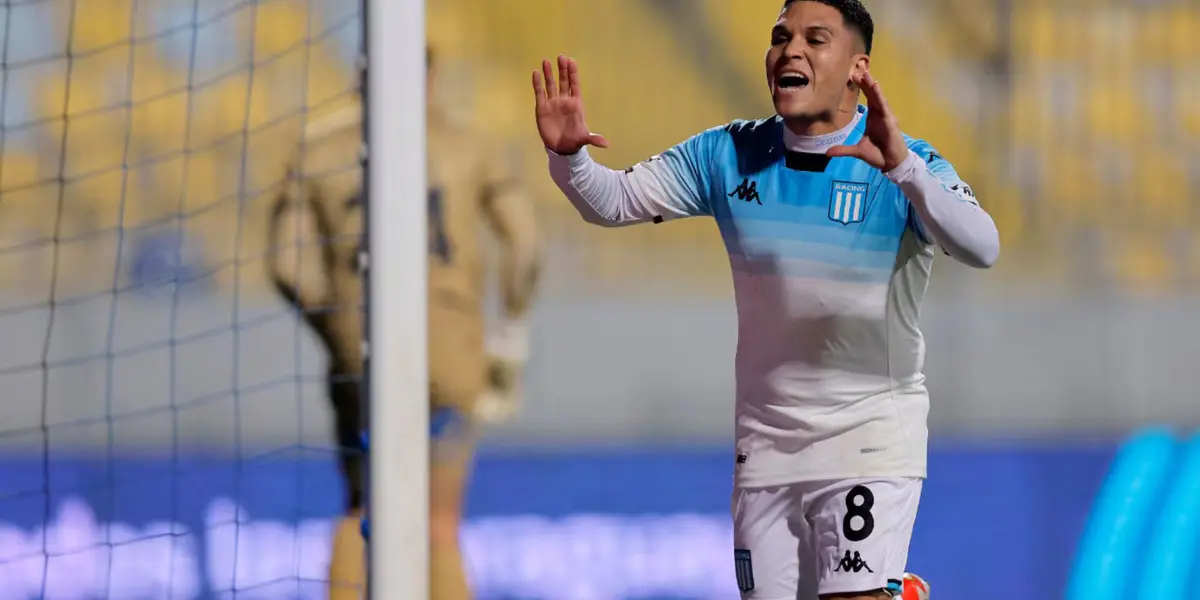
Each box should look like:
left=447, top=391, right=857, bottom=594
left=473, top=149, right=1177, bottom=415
left=548, top=106, right=998, bottom=485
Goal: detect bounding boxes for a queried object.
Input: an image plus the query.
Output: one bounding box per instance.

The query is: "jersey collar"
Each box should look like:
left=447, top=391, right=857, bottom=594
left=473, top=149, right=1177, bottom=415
left=780, top=104, right=867, bottom=153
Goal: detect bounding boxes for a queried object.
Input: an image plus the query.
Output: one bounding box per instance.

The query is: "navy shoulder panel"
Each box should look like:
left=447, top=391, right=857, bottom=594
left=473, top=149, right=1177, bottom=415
left=724, top=118, right=783, bottom=177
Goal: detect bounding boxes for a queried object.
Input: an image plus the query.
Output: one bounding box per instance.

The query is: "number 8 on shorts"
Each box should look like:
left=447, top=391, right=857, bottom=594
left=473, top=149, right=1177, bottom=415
left=732, top=478, right=923, bottom=598
left=842, top=485, right=876, bottom=542
left=820, top=479, right=923, bottom=595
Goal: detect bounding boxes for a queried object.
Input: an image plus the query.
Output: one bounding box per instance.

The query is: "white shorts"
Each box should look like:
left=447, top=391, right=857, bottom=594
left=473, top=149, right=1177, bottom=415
left=732, top=477, right=922, bottom=599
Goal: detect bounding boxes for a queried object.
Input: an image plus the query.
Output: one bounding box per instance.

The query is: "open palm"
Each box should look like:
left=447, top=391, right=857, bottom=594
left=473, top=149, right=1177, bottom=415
left=532, top=56, right=608, bottom=155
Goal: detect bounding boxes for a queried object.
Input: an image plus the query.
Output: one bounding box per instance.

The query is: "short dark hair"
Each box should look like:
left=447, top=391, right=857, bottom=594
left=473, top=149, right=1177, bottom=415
left=783, top=0, right=874, bottom=55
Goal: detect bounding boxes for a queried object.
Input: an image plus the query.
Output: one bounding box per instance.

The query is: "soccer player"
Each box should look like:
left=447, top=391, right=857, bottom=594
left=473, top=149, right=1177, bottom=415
left=268, top=47, right=541, bottom=600
left=531, top=1, right=998, bottom=599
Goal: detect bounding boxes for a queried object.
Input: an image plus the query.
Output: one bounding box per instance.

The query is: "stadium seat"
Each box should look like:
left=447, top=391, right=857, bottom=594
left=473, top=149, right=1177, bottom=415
left=0, top=152, right=58, bottom=290
left=128, top=71, right=190, bottom=159
left=1156, top=6, right=1198, bottom=65
left=1083, top=84, right=1143, bottom=144
left=1131, top=149, right=1190, bottom=229
left=68, top=0, right=135, bottom=53
left=1013, top=4, right=1067, bottom=63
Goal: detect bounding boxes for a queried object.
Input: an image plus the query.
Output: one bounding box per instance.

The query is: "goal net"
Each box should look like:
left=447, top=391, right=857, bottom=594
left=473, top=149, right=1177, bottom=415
left=0, top=0, right=425, bottom=598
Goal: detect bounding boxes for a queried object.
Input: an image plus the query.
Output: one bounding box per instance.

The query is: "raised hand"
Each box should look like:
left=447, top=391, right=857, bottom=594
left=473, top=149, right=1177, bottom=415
left=826, top=71, right=911, bottom=172
left=532, top=55, right=609, bottom=155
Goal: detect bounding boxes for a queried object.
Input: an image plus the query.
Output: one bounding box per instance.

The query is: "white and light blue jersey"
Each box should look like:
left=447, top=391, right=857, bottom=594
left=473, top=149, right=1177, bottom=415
left=549, top=105, right=997, bottom=485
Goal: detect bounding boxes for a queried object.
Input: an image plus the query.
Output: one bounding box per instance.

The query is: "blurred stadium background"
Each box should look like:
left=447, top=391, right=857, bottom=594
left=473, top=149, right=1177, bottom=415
left=0, top=0, right=1196, bottom=598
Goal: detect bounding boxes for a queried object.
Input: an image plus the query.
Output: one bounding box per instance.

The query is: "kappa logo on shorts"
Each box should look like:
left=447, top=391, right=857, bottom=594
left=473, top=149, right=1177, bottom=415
left=733, top=549, right=755, bottom=592
left=833, top=550, right=874, bottom=573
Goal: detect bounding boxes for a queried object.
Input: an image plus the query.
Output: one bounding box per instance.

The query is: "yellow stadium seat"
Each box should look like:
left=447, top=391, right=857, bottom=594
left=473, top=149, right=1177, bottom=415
left=1087, top=8, right=1140, bottom=61
left=128, top=78, right=190, bottom=159
left=1139, top=8, right=1174, bottom=63
left=1176, top=93, right=1200, bottom=138
left=129, top=44, right=187, bottom=104
left=0, top=152, right=57, bottom=289
left=427, top=1, right=479, bottom=61
left=54, top=113, right=127, bottom=183
left=70, top=0, right=135, bottom=52
left=983, top=182, right=1026, bottom=249
left=0, top=153, right=44, bottom=192
left=0, top=153, right=56, bottom=272
left=37, top=68, right=109, bottom=119
left=699, top=0, right=777, bottom=93
left=1162, top=6, right=1199, bottom=65
left=304, top=45, right=357, bottom=112
left=1007, top=81, right=1065, bottom=149
left=1131, top=149, right=1191, bottom=228
left=1014, top=4, right=1069, bottom=62
left=1083, top=83, right=1143, bottom=144
left=182, top=78, right=264, bottom=149
left=141, top=151, right=228, bottom=217
left=249, top=0, right=311, bottom=63
left=1038, top=151, right=1103, bottom=226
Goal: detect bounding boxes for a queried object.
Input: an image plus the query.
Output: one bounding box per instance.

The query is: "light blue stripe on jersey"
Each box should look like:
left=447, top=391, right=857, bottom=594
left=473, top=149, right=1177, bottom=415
left=735, top=237, right=899, bottom=271
left=729, top=211, right=905, bottom=247
left=730, top=255, right=895, bottom=284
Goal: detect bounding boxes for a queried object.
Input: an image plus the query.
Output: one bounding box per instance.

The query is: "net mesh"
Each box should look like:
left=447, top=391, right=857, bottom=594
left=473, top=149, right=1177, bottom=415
left=0, top=0, right=361, bottom=597
left=0, top=0, right=1197, bottom=597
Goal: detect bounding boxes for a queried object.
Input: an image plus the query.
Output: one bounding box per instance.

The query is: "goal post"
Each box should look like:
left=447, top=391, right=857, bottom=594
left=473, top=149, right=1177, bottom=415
left=363, top=0, right=429, bottom=599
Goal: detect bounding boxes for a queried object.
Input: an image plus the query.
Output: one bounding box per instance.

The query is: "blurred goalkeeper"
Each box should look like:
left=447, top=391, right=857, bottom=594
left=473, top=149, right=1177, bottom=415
left=268, top=47, right=541, bottom=600
left=534, top=1, right=997, bottom=599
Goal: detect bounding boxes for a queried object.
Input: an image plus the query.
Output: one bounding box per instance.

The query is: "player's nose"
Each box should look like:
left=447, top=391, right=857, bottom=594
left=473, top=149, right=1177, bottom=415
left=781, top=37, right=808, bottom=60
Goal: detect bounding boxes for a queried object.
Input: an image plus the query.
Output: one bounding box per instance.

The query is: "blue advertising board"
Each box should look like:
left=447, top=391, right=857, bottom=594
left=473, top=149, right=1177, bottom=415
left=0, top=443, right=1110, bottom=600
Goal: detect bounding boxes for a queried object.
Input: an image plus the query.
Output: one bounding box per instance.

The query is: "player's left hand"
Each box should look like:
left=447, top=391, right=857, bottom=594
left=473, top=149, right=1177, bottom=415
left=475, top=358, right=524, bottom=424
left=826, top=71, right=911, bottom=173
left=474, top=321, right=530, bottom=425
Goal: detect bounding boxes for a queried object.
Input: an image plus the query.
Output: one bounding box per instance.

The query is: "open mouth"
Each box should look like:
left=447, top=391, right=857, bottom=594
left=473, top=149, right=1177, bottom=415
left=777, top=72, right=810, bottom=90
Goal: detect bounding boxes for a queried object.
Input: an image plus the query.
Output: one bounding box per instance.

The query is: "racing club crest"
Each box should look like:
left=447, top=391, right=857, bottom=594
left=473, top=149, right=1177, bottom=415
left=829, top=181, right=869, bottom=225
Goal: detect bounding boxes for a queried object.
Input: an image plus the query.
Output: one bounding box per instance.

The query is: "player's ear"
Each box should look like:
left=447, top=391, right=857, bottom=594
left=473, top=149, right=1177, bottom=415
left=847, top=54, right=870, bottom=90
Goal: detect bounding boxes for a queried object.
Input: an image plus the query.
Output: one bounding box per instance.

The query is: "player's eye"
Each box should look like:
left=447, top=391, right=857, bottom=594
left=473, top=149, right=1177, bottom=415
left=770, top=29, right=789, bottom=45
left=807, top=37, right=827, bottom=46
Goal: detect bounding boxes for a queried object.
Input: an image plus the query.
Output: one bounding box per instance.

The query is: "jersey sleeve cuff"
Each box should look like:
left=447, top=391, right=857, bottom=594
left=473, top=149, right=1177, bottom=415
left=545, top=146, right=592, bottom=169
left=884, top=150, right=922, bottom=184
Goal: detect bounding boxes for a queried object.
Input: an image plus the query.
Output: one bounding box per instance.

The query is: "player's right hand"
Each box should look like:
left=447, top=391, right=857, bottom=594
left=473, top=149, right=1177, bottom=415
left=532, top=55, right=609, bottom=155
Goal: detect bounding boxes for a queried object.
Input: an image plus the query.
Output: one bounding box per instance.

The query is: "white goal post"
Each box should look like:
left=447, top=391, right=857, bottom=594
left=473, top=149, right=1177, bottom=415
left=363, top=0, right=429, bottom=598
